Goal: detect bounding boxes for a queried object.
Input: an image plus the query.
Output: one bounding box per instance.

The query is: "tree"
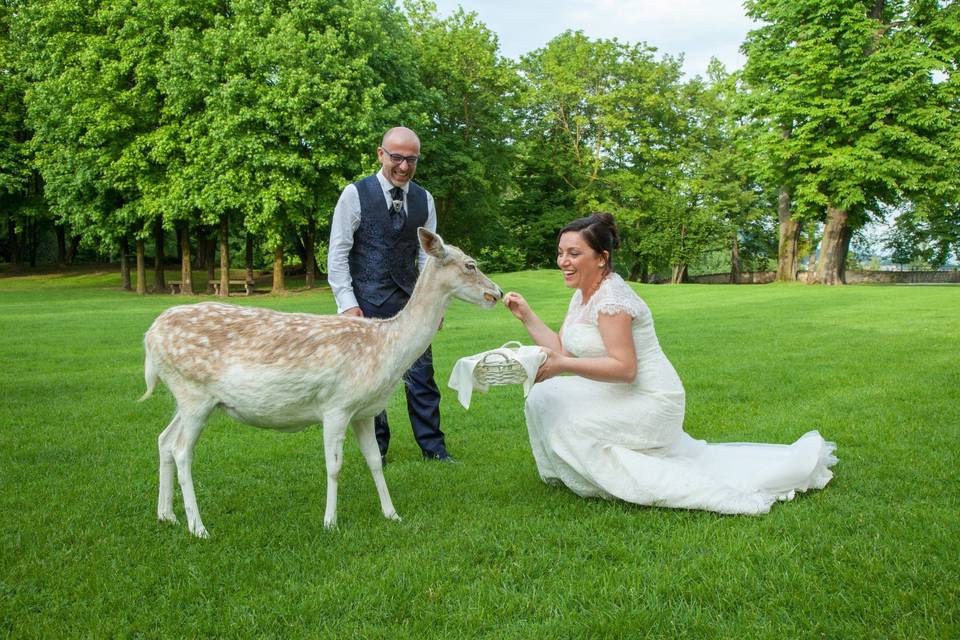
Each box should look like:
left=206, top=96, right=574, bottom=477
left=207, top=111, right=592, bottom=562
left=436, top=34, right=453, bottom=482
left=404, top=1, right=520, bottom=254
left=509, top=31, right=686, bottom=275
left=671, top=62, right=772, bottom=283
left=157, top=0, right=420, bottom=293
left=885, top=203, right=960, bottom=269
left=0, top=0, right=31, bottom=222
left=743, top=0, right=959, bottom=285
left=22, top=0, right=172, bottom=289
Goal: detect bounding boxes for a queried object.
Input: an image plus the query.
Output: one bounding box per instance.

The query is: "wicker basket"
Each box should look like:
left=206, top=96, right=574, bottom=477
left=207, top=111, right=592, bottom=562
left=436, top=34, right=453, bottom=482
left=473, top=341, right=529, bottom=386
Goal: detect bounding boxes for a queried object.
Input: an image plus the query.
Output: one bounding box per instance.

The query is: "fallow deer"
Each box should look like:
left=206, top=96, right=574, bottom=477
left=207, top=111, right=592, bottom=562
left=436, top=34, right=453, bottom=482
left=141, top=228, right=502, bottom=537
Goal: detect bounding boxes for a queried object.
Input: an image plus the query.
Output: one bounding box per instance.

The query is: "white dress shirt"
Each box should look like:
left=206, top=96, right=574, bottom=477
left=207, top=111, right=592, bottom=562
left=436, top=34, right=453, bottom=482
left=327, top=169, right=438, bottom=313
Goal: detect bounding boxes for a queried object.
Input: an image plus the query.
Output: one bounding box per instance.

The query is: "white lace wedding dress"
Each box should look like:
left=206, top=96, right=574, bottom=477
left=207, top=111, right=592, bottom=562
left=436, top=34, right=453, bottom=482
left=524, top=274, right=837, bottom=515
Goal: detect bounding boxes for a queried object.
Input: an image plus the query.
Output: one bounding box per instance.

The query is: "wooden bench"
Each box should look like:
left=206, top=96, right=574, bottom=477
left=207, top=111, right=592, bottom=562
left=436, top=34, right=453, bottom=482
left=212, top=280, right=255, bottom=296
left=169, top=274, right=259, bottom=295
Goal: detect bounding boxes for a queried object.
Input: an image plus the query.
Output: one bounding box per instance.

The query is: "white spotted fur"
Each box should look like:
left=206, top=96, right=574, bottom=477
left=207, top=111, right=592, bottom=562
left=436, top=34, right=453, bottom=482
left=141, top=228, right=502, bottom=537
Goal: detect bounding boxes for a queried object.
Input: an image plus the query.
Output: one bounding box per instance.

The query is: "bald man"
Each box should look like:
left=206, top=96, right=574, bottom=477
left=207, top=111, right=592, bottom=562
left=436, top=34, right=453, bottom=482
left=327, top=127, right=454, bottom=464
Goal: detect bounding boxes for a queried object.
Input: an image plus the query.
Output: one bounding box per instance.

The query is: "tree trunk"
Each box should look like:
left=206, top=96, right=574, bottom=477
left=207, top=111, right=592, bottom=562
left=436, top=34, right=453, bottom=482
left=304, top=219, right=316, bottom=289
left=205, top=229, right=216, bottom=293
left=627, top=261, right=648, bottom=283
left=670, top=264, right=688, bottom=284
left=729, top=233, right=741, bottom=284
left=292, top=232, right=308, bottom=272
left=28, top=217, right=38, bottom=267
left=271, top=245, right=285, bottom=294
left=7, top=216, right=22, bottom=269
left=65, top=234, right=79, bottom=265
left=245, top=232, right=255, bottom=290
left=814, top=206, right=850, bottom=285
left=56, top=224, right=67, bottom=267
left=219, top=215, right=230, bottom=297
left=175, top=225, right=183, bottom=265
left=153, top=217, right=166, bottom=292
left=776, top=186, right=801, bottom=281
left=195, top=234, right=207, bottom=270
left=135, top=238, right=147, bottom=295
left=179, top=221, right=194, bottom=294
left=120, top=235, right=132, bottom=290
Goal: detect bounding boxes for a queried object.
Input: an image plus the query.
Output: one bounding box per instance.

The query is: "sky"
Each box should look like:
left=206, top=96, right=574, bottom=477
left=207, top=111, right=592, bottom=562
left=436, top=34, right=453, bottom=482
left=428, top=0, right=759, bottom=79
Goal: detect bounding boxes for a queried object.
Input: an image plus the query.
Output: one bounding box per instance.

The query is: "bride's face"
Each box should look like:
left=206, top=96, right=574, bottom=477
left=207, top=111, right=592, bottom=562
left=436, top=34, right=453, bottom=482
left=557, top=231, right=605, bottom=291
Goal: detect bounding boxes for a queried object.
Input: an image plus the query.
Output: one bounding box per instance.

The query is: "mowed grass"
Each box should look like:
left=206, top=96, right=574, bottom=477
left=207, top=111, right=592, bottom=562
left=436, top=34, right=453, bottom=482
left=1, top=267, right=958, bottom=638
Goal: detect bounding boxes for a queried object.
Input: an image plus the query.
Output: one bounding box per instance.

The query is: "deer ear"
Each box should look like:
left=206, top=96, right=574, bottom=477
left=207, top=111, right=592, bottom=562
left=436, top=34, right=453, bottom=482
left=418, top=227, right=448, bottom=260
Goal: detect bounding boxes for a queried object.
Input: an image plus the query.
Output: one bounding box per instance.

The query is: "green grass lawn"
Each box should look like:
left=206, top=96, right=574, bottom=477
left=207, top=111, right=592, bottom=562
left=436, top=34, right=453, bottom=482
left=1, top=268, right=958, bottom=638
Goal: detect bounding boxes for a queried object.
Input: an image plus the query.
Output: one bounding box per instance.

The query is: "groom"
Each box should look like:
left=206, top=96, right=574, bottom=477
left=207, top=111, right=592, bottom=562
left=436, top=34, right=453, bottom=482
left=326, top=126, right=455, bottom=464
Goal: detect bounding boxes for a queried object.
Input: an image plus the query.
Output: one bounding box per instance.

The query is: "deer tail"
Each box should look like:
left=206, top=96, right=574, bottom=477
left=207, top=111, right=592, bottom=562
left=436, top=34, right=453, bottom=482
left=138, top=348, right=158, bottom=403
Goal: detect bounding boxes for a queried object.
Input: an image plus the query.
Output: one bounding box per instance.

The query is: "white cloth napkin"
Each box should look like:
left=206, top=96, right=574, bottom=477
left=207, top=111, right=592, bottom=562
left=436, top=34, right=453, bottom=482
left=447, top=343, right=546, bottom=409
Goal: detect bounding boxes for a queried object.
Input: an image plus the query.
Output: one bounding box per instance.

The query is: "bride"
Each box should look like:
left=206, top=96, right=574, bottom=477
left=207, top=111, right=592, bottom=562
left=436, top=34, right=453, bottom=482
left=503, top=213, right=836, bottom=514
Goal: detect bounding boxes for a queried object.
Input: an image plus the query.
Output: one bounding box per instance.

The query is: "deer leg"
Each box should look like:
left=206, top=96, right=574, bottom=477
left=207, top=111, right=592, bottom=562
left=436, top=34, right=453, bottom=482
left=172, top=405, right=213, bottom=538
left=157, top=411, right=181, bottom=524
left=353, top=417, right=401, bottom=522
left=322, top=411, right=351, bottom=529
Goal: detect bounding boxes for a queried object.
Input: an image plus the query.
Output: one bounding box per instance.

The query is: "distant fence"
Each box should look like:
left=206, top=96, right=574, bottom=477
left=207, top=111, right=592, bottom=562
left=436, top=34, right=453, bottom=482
left=686, top=270, right=960, bottom=284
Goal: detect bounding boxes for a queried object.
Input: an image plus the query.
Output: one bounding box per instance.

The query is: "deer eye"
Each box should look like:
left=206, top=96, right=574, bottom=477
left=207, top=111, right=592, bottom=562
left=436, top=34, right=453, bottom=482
left=465, top=263, right=477, bottom=271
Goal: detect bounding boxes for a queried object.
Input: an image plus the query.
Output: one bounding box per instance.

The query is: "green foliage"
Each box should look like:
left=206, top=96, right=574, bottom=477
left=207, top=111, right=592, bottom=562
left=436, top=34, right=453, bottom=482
left=742, top=0, right=959, bottom=221
left=885, top=205, right=960, bottom=268
left=477, top=244, right=526, bottom=273
left=20, top=0, right=421, bottom=255
left=404, top=1, right=521, bottom=255
left=507, top=31, right=690, bottom=273
left=6, top=0, right=955, bottom=275
left=0, top=2, right=31, bottom=199
left=154, top=0, right=421, bottom=249
left=2, top=270, right=959, bottom=637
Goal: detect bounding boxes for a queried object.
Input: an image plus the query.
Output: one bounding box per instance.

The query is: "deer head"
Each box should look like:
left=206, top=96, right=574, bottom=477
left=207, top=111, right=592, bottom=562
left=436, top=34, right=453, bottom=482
left=418, top=228, right=503, bottom=308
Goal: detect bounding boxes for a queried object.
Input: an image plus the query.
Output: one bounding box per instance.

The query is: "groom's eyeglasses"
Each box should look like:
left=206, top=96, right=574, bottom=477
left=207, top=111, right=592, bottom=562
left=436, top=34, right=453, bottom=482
left=383, top=149, right=420, bottom=166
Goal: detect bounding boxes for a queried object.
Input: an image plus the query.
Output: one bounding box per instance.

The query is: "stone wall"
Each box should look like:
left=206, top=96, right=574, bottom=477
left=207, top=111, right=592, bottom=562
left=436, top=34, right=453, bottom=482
left=687, top=272, right=776, bottom=284
left=686, top=270, right=960, bottom=285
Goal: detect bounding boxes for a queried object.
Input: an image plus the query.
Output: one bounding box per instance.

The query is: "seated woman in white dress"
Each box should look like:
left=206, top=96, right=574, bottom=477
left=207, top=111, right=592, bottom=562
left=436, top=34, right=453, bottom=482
left=503, top=213, right=836, bottom=515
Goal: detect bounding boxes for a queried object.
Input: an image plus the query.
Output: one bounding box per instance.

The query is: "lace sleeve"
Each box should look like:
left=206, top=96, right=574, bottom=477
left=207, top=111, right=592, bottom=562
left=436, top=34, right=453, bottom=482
left=592, top=275, right=649, bottom=322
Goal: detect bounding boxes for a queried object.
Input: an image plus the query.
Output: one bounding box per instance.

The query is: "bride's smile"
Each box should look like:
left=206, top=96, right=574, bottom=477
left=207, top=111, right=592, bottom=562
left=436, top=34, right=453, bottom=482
left=557, top=231, right=607, bottom=296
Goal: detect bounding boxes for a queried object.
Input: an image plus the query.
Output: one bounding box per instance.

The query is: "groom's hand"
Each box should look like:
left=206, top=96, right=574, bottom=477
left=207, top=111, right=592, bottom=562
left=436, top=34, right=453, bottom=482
left=341, top=306, right=363, bottom=317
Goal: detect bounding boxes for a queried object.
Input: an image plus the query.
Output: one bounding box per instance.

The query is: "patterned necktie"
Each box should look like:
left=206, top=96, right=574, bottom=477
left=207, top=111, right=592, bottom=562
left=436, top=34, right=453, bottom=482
left=389, top=187, right=404, bottom=231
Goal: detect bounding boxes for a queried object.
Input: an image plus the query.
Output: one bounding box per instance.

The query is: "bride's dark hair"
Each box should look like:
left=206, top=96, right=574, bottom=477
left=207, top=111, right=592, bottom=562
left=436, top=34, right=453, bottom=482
left=558, top=212, right=621, bottom=274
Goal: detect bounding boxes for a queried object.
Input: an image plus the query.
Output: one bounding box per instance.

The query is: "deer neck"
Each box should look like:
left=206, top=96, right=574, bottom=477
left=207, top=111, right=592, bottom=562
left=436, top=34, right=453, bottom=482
left=380, top=261, right=451, bottom=369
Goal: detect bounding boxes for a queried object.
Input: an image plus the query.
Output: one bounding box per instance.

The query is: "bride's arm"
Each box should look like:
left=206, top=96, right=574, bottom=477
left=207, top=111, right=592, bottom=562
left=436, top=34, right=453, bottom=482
left=503, top=291, right=563, bottom=352
left=537, top=311, right=637, bottom=383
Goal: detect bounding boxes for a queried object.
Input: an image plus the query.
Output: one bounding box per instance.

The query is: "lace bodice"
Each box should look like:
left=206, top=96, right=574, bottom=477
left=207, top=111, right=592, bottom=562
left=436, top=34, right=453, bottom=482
left=560, top=274, right=682, bottom=394
left=561, top=274, right=653, bottom=357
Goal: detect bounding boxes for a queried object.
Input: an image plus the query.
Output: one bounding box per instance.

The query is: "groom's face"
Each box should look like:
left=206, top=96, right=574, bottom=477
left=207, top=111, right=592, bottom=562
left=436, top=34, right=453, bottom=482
left=378, top=131, right=420, bottom=188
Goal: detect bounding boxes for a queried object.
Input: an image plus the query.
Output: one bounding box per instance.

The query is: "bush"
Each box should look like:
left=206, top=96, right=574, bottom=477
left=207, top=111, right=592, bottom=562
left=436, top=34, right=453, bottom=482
left=478, top=245, right=527, bottom=273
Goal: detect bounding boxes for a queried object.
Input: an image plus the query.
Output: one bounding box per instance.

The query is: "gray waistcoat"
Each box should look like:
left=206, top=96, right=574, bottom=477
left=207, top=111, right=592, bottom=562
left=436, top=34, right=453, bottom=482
left=348, top=174, right=429, bottom=306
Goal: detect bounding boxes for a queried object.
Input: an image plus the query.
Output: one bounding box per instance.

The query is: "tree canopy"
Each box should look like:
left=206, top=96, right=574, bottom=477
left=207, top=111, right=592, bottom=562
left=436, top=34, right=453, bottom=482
left=2, top=0, right=956, bottom=284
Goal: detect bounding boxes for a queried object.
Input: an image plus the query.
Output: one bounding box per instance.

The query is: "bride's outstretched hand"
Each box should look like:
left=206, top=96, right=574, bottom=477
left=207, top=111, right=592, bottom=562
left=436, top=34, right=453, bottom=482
left=503, top=291, right=531, bottom=322
left=535, top=347, right=564, bottom=383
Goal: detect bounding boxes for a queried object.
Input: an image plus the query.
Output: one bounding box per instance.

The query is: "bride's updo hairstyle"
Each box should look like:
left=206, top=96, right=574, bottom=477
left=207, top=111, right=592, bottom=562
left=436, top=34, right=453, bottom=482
left=558, top=212, right=621, bottom=275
